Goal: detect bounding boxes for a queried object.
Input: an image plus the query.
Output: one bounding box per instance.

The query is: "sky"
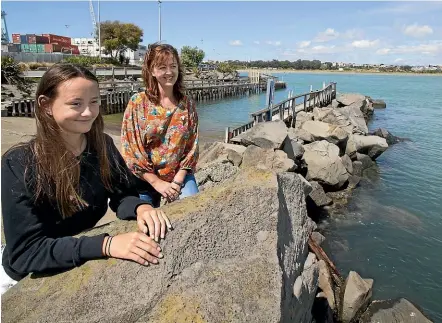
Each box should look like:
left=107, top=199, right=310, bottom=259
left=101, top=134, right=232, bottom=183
left=2, top=1, right=442, bottom=65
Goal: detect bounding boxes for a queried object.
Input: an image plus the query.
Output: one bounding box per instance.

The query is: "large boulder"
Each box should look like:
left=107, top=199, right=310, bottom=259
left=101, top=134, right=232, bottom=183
left=282, top=137, right=305, bottom=161
left=369, top=128, right=407, bottom=146
left=301, top=121, right=349, bottom=147
left=370, top=99, right=386, bottom=109
left=302, top=140, right=349, bottom=189
left=346, top=135, right=388, bottom=160
left=289, top=127, right=314, bottom=143
left=195, top=161, right=240, bottom=191
left=339, top=105, right=369, bottom=134
left=360, top=298, right=433, bottom=323
left=308, top=181, right=333, bottom=207
left=1, top=169, right=318, bottom=323
left=294, top=111, right=314, bottom=129
left=336, top=93, right=366, bottom=107
left=341, top=271, right=374, bottom=323
left=231, top=120, right=288, bottom=150
left=241, top=145, right=296, bottom=172
left=197, top=142, right=246, bottom=171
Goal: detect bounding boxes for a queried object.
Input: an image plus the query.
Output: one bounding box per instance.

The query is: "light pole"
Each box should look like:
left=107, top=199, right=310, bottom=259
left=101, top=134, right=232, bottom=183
left=65, top=24, right=70, bottom=37
left=158, top=0, right=162, bottom=42
left=98, top=0, right=101, bottom=60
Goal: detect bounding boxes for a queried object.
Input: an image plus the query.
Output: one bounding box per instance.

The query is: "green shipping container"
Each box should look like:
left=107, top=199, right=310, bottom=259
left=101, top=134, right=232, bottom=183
left=20, top=44, right=30, bottom=52
left=36, top=44, right=45, bottom=53
left=28, top=44, right=38, bottom=53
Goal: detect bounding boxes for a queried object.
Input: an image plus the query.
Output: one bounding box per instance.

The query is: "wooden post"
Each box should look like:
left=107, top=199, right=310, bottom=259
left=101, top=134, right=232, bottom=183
left=225, top=127, right=230, bottom=143
left=112, top=66, right=115, bottom=80
left=124, top=67, right=128, bottom=78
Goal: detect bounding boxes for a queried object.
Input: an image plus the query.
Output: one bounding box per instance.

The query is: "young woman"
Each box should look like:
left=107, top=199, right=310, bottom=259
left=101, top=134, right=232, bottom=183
left=1, top=63, right=171, bottom=290
left=121, top=43, right=199, bottom=208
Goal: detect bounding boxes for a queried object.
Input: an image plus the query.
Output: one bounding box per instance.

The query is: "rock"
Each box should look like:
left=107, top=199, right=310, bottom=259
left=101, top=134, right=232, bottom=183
left=341, top=271, right=374, bottom=323
left=303, top=141, right=349, bottom=189
left=318, top=260, right=336, bottom=310
left=341, top=154, right=353, bottom=174
left=311, top=232, right=325, bottom=246
left=195, top=162, right=239, bottom=189
left=282, top=137, right=305, bottom=160
left=196, top=142, right=246, bottom=171
left=1, top=169, right=318, bottom=323
left=361, top=99, right=374, bottom=121
left=356, top=153, right=375, bottom=170
left=301, top=121, right=349, bottom=147
left=309, top=181, right=333, bottom=207
left=352, top=161, right=363, bottom=177
left=369, top=128, right=407, bottom=145
left=360, top=298, right=433, bottom=323
left=346, top=135, right=388, bottom=160
left=313, top=107, right=333, bottom=121
left=371, top=99, right=386, bottom=109
left=294, top=111, right=314, bottom=129
left=232, top=120, right=288, bottom=149
left=298, top=174, right=313, bottom=197
left=348, top=175, right=361, bottom=189
left=331, top=99, right=340, bottom=109
left=336, top=93, right=366, bottom=107
left=289, top=127, right=314, bottom=143
left=339, top=105, right=369, bottom=134
left=241, top=145, right=296, bottom=172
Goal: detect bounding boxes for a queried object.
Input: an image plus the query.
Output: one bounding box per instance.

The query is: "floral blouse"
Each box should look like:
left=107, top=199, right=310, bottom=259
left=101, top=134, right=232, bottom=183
left=121, top=92, right=199, bottom=183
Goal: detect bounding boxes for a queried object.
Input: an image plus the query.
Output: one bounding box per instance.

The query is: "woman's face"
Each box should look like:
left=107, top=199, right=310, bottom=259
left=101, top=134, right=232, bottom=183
left=152, top=55, right=179, bottom=88
left=40, top=77, right=100, bottom=135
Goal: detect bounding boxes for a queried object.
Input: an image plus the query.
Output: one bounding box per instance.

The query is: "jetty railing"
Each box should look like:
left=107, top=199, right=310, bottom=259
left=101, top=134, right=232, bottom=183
left=225, top=82, right=337, bottom=143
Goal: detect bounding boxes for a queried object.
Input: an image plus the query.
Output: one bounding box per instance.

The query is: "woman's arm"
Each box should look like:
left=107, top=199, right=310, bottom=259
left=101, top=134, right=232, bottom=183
left=1, top=151, right=107, bottom=277
left=177, top=99, right=199, bottom=181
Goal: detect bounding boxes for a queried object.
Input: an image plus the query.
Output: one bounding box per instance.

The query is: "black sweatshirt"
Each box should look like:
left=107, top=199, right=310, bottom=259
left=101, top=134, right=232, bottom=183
left=1, top=134, right=153, bottom=281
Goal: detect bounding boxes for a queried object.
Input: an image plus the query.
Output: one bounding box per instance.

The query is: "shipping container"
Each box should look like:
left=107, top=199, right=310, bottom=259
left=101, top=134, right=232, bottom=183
left=35, top=35, right=49, bottom=44
left=42, top=33, right=71, bottom=46
left=44, top=43, right=62, bottom=53
left=20, top=44, right=30, bottom=52
left=71, top=48, right=80, bottom=55
left=1, top=44, right=9, bottom=52
left=28, top=44, right=38, bottom=53
left=12, top=34, right=21, bottom=44
left=36, top=44, right=45, bottom=53
left=26, top=34, right=37, bottom=44
left=20, top=35, right=28, bottom=44
left=7, top=44, right=21, bottom=53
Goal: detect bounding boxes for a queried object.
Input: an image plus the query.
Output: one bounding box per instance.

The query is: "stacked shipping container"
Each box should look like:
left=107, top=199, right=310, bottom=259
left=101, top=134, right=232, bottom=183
left=5, top=33, right=78, bottom=54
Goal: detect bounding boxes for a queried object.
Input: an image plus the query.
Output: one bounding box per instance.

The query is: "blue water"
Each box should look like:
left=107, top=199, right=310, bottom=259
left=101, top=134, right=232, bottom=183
left=197, top=72, right=442, bottom=320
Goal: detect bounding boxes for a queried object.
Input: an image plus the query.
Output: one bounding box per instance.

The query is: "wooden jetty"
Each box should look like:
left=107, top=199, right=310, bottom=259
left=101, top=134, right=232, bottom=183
left=225, top=82, right=337, bottom=143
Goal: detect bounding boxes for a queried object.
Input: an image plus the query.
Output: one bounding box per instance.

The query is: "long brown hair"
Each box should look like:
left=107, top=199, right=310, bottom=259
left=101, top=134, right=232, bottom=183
left=142, top=43, right=184, bottom=105
left=30, top=63, right=112, bottom=218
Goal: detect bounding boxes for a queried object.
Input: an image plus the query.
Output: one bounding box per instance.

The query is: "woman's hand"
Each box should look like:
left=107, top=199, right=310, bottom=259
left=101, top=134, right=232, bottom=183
left=136, top=204, right=172, bottom=241
left=152, top=179, right=180, bottom=202
left=103, top=233, right=163, bottom=265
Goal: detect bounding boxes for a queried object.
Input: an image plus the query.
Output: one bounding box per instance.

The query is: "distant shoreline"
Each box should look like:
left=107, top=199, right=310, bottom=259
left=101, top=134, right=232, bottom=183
left=237, top=69, right=442, bottom=77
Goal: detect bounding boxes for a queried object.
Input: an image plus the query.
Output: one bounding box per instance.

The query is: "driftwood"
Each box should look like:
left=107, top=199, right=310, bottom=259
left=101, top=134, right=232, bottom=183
left=308, top=236, right=343, bottom=287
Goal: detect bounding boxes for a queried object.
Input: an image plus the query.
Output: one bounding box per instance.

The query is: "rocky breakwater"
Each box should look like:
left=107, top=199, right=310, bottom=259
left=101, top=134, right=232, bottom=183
left=212, top=93, right=429, bottom=322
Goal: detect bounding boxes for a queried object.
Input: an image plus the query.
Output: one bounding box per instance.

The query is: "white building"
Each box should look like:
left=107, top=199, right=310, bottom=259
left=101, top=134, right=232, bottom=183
left=71, top=38, right=147, bottom=65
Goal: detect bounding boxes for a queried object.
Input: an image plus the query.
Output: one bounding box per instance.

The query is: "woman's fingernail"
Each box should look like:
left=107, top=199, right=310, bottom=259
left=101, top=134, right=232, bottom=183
left=158, top=253, right=164, bottom=258
left=157, top=246, right=162, bottom=251
left=144, top=261, right=149, bottom=266
left=153, top=259, right=159, bottom=264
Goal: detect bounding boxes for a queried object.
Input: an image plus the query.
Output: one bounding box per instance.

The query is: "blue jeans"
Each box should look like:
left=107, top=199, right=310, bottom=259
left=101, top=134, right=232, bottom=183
left=139, top=174, right=199, bottom=207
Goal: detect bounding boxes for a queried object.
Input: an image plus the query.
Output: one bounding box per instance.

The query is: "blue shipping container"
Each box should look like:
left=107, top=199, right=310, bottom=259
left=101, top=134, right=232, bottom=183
left=20, top=35, right=28, bottom=44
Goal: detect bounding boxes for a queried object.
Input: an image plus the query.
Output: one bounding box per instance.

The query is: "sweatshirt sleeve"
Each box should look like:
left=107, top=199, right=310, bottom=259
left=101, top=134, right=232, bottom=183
left=105, top=134, right=154, bottom=220
left=1, top=149, right=107, bottom=277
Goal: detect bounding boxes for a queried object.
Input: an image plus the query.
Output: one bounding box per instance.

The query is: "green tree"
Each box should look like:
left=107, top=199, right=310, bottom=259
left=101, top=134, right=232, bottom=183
left=180, top=46, right=205, bottom=69
left=98, top=21, right=143, bottom=59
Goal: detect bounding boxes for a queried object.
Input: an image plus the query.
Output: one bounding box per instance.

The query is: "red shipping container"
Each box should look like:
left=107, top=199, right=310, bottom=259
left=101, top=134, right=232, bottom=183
left=12, top=34, right=21, bottom=44
left=71, top=48, right=80, bottom=55
left=44, top=43, right=62, bottom=53
left=26, top=34, right=37, bottom=44
left=35, top=35, right=49, bottom=44
left=42, top=34, right=72, bottom=46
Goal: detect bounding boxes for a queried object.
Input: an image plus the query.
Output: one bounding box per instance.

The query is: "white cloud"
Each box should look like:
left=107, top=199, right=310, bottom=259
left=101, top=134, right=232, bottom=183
left=376, top=41, right=442, bottom=56
left=229, top=40, right=242, bottom=46
left=342, top=29, right=364, bottom=40
left=253, top=41, right=260, bottom=45
left=351, top=39, right=380, bottom=49
left=403, top=24, right=433, bottom=38
left=394, top=58, right=404, bottom=63
left=265, top=41, right=282, bottom=46
left=298, top=41, right=311, bottom=48
left=314, top=28, right=339, bottom=43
